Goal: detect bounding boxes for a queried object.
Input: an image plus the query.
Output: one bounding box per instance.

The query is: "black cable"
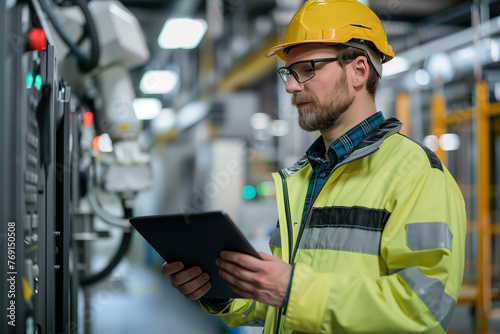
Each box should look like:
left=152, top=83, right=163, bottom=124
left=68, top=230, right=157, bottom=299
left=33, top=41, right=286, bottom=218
left=79, top=199, right=134, bottom=287
left=37, top=0, right=100, bottom=72
left=80, top=229, right=133, bottom=286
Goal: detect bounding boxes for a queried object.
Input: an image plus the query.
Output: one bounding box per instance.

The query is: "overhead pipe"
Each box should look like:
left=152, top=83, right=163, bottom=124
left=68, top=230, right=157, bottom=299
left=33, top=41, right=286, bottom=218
left=389, top=16, right=500, bottom=74
left=389, top=0, right=500, bottom=53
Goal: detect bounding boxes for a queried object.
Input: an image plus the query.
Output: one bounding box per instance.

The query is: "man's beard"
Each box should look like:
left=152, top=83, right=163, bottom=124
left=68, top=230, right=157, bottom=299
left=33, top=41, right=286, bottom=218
left=292, top=70, right=354, bottom=132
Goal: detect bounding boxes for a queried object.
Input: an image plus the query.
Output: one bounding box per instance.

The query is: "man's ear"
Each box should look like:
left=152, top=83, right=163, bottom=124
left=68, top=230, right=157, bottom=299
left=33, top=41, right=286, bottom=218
left=351, top=56, right=370, bottom=89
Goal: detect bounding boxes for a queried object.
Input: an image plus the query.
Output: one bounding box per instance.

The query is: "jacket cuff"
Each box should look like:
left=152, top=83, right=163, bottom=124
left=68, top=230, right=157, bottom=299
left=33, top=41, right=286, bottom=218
left=199, top=298, right=232, bottom=314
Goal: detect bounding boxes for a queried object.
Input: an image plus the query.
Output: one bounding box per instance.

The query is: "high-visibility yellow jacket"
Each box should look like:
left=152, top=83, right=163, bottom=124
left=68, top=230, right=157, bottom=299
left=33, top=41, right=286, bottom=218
left=202, top=118, right=467, bottom=334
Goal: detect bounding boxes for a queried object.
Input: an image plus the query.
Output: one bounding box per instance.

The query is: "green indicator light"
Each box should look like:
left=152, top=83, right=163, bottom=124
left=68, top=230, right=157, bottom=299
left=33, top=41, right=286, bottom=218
left=257, top=182, right=271, bottom=196
left=35, top=75, right=42, bottom=90
left=26, top=73, right=34, bottom=88
left=242, top=185, right=256, bottom=200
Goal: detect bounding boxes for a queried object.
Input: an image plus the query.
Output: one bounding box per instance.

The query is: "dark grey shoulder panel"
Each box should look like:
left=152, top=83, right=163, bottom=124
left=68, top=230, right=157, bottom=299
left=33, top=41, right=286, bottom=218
left=356, top=117, right=403, bottom=150
left=398, top=134, right=443, bottom=172
left=279, top=155, right=309, bottom=178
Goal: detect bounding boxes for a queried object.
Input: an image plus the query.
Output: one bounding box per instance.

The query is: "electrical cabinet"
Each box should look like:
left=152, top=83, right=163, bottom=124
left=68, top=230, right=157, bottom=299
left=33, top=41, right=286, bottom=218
left=1, top=2, right=71, bottom=333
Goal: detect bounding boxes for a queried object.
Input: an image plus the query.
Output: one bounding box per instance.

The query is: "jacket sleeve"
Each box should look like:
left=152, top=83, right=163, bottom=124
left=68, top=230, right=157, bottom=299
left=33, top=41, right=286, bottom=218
left=199, top=296, right=269, bottom=327
left=283, top=166, right=467, bottom=333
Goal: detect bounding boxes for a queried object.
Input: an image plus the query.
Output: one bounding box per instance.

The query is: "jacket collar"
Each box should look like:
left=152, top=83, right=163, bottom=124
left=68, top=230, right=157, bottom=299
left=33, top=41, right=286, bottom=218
left=279, top=117, right=403, bottom=178
left=356, top=117, right=402, bottom=150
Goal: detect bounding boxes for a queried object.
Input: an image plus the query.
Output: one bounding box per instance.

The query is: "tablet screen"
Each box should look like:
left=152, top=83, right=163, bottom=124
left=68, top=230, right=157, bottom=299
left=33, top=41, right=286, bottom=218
left=130, top=211, right=261, bottom=299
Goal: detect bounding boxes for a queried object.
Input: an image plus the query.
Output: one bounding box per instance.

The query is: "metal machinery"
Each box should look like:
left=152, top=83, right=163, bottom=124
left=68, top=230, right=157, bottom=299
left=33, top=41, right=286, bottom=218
left=0, top=0, right=151, bottom=333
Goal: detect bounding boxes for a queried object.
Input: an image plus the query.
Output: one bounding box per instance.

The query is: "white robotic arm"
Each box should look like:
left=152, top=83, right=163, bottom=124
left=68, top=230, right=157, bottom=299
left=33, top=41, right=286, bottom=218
left=51, top=0, right=152, bottom=197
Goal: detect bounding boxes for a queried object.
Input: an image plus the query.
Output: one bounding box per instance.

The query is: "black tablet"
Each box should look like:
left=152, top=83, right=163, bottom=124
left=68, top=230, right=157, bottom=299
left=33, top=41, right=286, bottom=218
left=129, top=211, right=262, bottom=299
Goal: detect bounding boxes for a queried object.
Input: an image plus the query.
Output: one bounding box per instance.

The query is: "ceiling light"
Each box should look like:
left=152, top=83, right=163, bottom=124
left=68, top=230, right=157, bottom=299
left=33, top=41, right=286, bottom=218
left=133, top=98, right=162, bottom=120
left=151, top=108, right=176, bottom=135
left=415, top=69, right=430, bottom=86
left=424, top=52, right=455, bottom=84
left=140, top=70, right=178, bottom=94
left=491, top=38, right=499, bottom=62
left=423, top=135, right=439, bottom=152
left=158, top=18, right=207, bottom=49
left=439, top=133, right=460, bottom=151
left=250, top=113, right=271, bottom=130
left=270, top=120, right=289, bottom=137
left=176, top=101, right=209, bottom=130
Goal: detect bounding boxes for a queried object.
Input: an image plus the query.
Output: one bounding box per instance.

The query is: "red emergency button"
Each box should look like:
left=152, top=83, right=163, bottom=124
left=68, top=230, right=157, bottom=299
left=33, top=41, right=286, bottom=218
left=29, top=28, right=47, bottom=51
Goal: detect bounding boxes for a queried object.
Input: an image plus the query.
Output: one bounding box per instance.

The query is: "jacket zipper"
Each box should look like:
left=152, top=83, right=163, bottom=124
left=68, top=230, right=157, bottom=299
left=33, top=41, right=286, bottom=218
left=273, top=148, right=378, bottom=334
left=279, top=170, right=294, bottom=261
left=290, top=165, right=337, bottom=262
left=289, top=149, right=378, bottom=262
left=275, top=171, right=294, bottom=334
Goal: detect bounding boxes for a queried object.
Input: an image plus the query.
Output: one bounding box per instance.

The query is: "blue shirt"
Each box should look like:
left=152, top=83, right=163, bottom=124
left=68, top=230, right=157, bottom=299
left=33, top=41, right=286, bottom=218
left=301, top=111, right=385, bottom=222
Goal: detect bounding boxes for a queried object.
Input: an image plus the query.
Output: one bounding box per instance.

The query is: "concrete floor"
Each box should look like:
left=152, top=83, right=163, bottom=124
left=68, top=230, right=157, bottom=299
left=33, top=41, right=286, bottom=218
left=87, top=261, right=227, bottom=334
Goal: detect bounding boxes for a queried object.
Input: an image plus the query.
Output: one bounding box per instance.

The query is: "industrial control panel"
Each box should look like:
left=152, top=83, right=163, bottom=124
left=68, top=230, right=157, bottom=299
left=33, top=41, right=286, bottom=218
left=2, top=1, right=150, bottom=333
left=1, top=1, right=71, bottom=333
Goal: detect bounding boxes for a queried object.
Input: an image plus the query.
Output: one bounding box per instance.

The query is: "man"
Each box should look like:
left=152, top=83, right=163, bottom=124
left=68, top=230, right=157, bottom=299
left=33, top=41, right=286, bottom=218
left=161, top=0, right=467, bottom=333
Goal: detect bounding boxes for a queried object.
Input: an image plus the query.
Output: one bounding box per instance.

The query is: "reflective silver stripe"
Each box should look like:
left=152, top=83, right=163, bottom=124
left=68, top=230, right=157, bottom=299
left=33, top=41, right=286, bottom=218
left=299, top=227, right=381, bottom=255
left=239, top=319, right=265, bottom=327
left=243, top=300, right=257, bottom=316
left=342, top=143, right=380, bottom=165
left=406, top=222, right=452, bottom=251
left=397, top=267, right=456, bottom=331
left=269, top=226, right=281, bottom=248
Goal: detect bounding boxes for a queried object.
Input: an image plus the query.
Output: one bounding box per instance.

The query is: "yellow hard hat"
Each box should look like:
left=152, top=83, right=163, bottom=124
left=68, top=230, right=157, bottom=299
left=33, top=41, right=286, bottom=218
left=265, top=0, right=394, bottom=76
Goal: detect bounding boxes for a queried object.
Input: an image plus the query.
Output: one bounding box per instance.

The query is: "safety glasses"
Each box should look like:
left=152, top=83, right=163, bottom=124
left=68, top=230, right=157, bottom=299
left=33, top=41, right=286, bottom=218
left=277, top=57, right=345, bottom=86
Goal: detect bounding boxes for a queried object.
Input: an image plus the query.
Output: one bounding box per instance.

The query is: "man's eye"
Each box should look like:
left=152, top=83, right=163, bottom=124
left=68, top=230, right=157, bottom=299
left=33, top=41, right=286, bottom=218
left=297, top=67, right=314, bottom=75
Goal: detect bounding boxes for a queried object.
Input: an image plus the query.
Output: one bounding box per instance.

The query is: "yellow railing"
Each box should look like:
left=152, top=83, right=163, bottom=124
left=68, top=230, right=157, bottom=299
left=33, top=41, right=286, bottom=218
left=397, top=81, right=500, bottom=333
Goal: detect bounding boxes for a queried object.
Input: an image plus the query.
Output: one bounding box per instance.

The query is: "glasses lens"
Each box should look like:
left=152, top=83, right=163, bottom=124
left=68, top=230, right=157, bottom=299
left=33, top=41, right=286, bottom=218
left=290, top=62, right=315, bottom=83
left=278, top=68, right=291, bottom=85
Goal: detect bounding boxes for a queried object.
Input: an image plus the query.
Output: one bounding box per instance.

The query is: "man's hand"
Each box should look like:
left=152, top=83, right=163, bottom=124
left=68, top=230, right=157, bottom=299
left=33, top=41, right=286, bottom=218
left=160, top=262, right=211, bottom=300
left=216, top=251, right=292, bottom=308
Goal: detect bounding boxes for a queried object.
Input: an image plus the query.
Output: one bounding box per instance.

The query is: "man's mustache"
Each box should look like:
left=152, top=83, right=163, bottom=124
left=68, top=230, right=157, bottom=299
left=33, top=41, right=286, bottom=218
left=292, top=94, right=314, bottom=105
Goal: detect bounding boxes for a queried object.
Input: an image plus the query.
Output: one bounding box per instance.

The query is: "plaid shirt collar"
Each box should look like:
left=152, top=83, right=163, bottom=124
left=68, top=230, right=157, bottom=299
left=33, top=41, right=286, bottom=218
left=306, top=111, right=385, bottom=169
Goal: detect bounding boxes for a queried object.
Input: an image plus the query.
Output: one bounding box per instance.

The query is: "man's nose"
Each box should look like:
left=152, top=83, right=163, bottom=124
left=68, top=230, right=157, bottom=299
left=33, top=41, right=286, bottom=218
left=285, top=75, right=304, bottom=94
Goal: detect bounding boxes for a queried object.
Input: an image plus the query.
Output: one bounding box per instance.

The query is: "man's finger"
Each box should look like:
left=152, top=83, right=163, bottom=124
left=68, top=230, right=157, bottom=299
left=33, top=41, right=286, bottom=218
left=176, top=272, right=211, bottom=295
left=171, top=266, right=204, bottom=286
left=219, top=251, right=262, bottom=272
left=161, top=261, right=184, bottom=276
left=185, top=281, right=212, bottom=300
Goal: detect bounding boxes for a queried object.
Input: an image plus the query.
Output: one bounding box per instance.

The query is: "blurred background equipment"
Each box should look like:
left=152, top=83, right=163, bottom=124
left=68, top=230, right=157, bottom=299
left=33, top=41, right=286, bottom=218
left=1, top=0, right=500, bottom=333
